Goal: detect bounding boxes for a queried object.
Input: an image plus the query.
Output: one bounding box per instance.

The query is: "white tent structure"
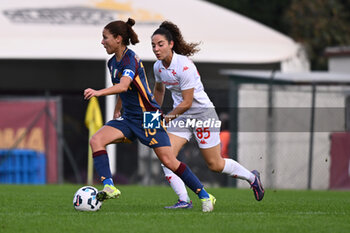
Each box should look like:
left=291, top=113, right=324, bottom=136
left=0, top=0, right=308, bottom=177
left=0, top=0, right=307, bottom=65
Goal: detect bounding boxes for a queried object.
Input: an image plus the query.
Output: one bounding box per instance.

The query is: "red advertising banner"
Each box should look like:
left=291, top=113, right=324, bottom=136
left=0, top=98, right=58, bottom=183
left=329, top=132, right=350, bottom=189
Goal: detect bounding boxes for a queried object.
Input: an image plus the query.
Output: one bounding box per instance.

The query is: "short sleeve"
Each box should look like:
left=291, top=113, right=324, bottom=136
left=153, top=62, right=162, bottom=83
left=178, top=63, right=197, bottom=91
left=122, top=53, right=137, bottom=80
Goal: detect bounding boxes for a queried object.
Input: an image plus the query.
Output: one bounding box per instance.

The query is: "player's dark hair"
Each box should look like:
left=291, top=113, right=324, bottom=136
left=104, top=18, right=139, bottom=45
left=152, top=21, right=200, bottom=56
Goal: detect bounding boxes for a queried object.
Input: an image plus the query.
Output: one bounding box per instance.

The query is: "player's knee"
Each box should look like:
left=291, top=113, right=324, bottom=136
left=207, top=160, right=224, bottom=173
left=161, top=160, right=172, bottom=170
left=89, top=134, right=101, bottom=148
left=161, top=159, right=177, bottom=172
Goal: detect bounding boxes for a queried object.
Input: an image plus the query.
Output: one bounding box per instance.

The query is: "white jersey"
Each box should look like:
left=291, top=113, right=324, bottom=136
left=153, top=52, right=214, bottom=115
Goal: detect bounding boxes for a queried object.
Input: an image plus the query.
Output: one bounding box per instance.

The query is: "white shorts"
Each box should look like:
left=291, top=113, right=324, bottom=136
left=167, top=108, right=221, bottom=149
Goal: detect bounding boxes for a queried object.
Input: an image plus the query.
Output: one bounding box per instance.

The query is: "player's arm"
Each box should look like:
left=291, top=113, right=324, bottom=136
left=114, top=95, right=122, bottom=119
left=164, top=88, right=194, bottom=123
left=84, top=76, right=132, bottom=100
left=153, top=82, right=165, bottom=106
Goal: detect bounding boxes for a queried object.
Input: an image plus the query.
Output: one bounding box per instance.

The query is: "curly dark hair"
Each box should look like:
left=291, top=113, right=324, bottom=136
left=152, top=21, right=200, bottom=56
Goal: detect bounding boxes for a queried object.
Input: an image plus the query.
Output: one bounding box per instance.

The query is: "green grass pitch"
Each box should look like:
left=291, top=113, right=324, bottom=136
left=0, top=184, right=349, bottom=233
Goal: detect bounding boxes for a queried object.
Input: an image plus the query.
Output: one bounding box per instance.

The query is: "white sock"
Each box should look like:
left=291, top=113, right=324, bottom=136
left=222, top=158, right=255, bottom=183
left=161, top=164, right=190, bottom=202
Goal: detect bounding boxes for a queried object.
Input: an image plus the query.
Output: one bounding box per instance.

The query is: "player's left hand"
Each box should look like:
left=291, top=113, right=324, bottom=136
left=84, top=88, right=100, bottom=100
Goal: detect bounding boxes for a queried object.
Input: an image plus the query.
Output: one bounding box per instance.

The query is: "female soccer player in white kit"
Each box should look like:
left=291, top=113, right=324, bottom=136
left=151, top=21, right=265, bottom=208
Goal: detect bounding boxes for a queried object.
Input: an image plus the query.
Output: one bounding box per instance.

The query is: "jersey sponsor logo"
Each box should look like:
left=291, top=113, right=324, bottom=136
left=171, top=70, right=177, bottom=76
left=149, top=138, right=158, bottom=146
left=143, top=110, right=161, bottom=129
left=162, top=81, right=179, bottom=85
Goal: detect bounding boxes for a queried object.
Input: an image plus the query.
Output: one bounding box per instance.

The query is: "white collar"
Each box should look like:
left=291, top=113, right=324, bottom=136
left=160, top=52, right=178, bottom=70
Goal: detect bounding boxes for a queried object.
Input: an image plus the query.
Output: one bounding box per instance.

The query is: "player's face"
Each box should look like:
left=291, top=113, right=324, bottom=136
left=151, top=34, right=173, bottom=61
left=101, top=29, right=120, bottom=54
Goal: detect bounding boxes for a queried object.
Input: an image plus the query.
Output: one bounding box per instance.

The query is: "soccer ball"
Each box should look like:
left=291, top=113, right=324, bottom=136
left=73, top=186, right=102, bottom=211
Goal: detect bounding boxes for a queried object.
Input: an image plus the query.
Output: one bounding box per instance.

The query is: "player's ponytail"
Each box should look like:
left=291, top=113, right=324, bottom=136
left=126, top=18, right=139, bottom=45
left=152, top=21, right=200, bottom=56
left=104, top=18, right=139, bottom=46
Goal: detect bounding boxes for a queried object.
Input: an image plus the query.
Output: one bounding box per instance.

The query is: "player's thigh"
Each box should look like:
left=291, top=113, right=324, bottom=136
left=168, top=133, right=188, bottom=157
left=90, top=125, right=125, bottom=149
left=199, top=144, right=225, bottom=172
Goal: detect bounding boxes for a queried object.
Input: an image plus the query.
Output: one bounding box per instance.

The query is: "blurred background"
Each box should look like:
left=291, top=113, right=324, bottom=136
left=1, top=0, right=350, bottom=190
